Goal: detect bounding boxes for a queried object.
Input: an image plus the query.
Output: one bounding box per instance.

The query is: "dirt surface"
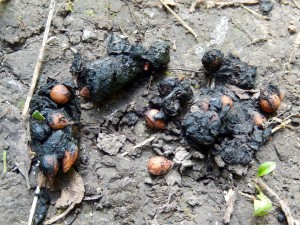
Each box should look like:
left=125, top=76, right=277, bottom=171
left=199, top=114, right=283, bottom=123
left=0, top=0, right=300, bottom=224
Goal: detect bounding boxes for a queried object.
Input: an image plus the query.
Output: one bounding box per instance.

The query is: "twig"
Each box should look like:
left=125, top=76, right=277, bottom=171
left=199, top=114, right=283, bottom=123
left=133, top=135, right=156, bottom=150
left=2, top=149, right=7, bottom=175
left=223, top=188, right=236, bottom=224
left=26, top=1, right=56, bottom=224
left=190, top=0, right=259, bottom=12
left=254, top=178, right=300, bottom=225
left=158, top=0, right=199, bottom=41
left=238, top=191, right=256, bottom=201
left=44, top=201, right=77, bottom=224
left=270, top=113, right=300, bottom=133
left=121, top=135, right=156, bottom=156
left=238, top=190, right=280, bottom=207
left=240, top=4, right=270, bottom=20
left=22, top=0, right=56, bottom=118
left=27, top=186, right=40, bottom=225
left=271, top=119, right=292, bottom=133
left=167, top=67, right=201, bottom=73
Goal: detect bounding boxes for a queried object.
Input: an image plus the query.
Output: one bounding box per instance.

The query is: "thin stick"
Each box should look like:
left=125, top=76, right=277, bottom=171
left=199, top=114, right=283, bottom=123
left=22, top=0, right=56, bottom=118
left=133, top=135, right=156, bottom=150
left=238, top=191, right=256, bottom=201
left=158, top=0, right=199, bottom=40
left=271, top=119, right=292, bottom=133
left=238, top=190, right=280, bottom=207
left=44, top=201, right=76, bottom=224
left=240, top=4, right=269, bottom=20
left=26, top=2, right=56, bottom=224
left=168, top=68, right=201, bottom=73
left=121, top=136, right=156, bottom=156
left=254, top=178, right=300, bottom=225
left=27, top=186, right=40, bottom=225
left=223, top=189, right=236, bottom=224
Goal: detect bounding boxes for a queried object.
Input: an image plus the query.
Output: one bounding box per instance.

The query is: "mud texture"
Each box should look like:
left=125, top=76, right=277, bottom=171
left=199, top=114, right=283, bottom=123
left=0, top=0, right=300, bottom=225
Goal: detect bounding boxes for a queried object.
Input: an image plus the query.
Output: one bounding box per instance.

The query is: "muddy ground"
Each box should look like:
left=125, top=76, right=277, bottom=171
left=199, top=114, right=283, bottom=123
left=0, top=0, right=300, bottom=224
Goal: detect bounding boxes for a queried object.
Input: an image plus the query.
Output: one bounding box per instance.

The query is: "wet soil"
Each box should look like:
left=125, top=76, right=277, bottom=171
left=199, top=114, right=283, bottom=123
left=0, top=0, right=300, bottom=225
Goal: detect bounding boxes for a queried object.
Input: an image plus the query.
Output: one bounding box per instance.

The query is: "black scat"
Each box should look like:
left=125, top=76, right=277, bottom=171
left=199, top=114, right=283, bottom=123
left=214, top=53, right=257, bottom=89
left=74, top=34, right=170, bottom=103
left=201, top=49, right=224, bottom=73
left=182, top=111, right=221, bottom=146
left=29, top=78, right=81, bottom=177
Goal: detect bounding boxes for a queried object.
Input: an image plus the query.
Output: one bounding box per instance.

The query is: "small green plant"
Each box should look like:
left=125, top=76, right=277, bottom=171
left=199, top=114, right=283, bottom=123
left=257, top=161, right=276, bottom=177
left=253, top=185, right=272, bottom=216
left=32, top=110, right=45, bottom=121
left=253, top=161, right=276, bottom=216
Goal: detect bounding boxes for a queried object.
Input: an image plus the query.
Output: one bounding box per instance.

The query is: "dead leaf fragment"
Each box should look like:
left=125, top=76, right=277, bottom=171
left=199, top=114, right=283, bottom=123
left=55, top=168, right=84, bottom=208
left=44, top=169, right=84, bottom=224
left=226, top=84, right=259, bottom=100
left=223, top=188, right=236, bottom=224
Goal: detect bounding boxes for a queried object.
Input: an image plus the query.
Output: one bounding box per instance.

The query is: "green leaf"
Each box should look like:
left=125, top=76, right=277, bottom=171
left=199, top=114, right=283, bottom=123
left=164, top=71, right=172, bottom=76
left=32, top=110, right=45, bottom=121
left=253, top=192, right=272, bottom=216
left=257, top=161, right=276, bottom=177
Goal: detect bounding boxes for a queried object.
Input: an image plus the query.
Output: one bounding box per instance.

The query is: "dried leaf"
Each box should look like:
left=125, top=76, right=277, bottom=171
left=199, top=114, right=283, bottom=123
left=55, top=168, right=85, bottom=208
left=223, top=188, right=236, bottom=224
left=224, top=188, right=235, bottom=203
left=44, top=169, right=84, bottom=224
left=226, top=84, right=259, bottom=100
left=165, top=169, right=182, bottom=186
